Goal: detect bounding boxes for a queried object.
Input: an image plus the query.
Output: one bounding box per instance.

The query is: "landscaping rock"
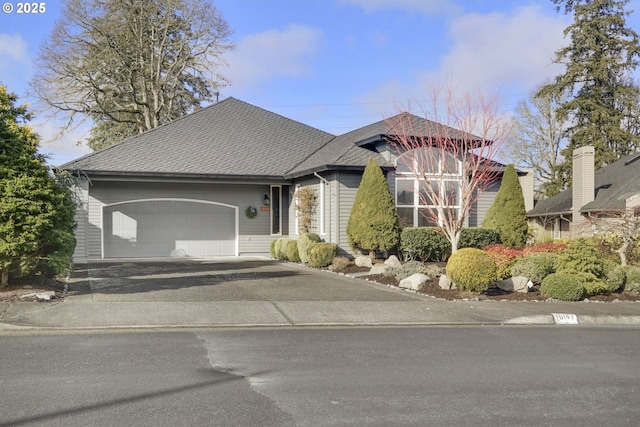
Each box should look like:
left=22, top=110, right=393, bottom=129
left=355, top=255, right=373, bottom=268
left=399, top=273, right=430, bottom=291
left=438, top=274, right=458, bottom=290
left=369, top=264, right=393, bottom=275
left=495, top=276, right=531, bottom=293
left=384, top=255, right=402, bottom=269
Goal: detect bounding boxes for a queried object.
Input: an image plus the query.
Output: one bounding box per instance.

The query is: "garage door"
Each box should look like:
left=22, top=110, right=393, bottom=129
left=103, top=199, right=237, bottom=258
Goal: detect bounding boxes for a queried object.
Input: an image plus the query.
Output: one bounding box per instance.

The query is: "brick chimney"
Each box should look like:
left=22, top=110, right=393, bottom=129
left=572, top=146, right=595, bottom=224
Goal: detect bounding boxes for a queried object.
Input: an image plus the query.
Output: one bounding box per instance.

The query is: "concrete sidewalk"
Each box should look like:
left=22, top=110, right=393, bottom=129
left=1, top=258, right=639, bottom=331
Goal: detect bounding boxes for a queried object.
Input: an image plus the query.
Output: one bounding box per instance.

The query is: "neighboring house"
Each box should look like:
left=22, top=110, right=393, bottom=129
left=527, top=146, right=640, bottom=239
left=62, top=97, right=532, bottom=262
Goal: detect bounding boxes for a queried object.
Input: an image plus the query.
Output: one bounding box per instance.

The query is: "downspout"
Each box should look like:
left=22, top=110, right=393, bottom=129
left=314, top=172, right=330, bottom=240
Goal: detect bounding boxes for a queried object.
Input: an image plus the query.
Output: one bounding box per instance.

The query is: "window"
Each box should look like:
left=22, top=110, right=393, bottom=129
left=395, top=148, right=462, bottom=227
left=271, top=185, right=281, bottom=235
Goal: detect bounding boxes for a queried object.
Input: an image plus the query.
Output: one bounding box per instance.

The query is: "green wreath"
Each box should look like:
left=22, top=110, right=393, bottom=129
left=245, top=206, right=258, bottom=219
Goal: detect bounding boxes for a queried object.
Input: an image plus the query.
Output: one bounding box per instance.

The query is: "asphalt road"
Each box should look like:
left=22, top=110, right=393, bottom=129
left=1, top=327, right=639, bottom=426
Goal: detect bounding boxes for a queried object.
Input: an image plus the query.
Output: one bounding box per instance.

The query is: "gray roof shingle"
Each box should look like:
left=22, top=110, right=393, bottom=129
left=528, top=152, right=640, bottom=217
left=61, top=97, right=335, bottom=177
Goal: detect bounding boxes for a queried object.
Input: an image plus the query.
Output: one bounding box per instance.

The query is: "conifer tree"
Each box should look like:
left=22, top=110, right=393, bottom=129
left=0, top=85, right=76, bottom=286
left=539, top=0, right=640, bottom=182
left=347, top=158, right=400, bottom=258
left=483, top=165, right=528, bottom=248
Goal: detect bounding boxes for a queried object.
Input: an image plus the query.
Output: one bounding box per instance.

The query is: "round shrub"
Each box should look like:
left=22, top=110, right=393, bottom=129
left=298, top=233, right=322, bottom=263
left=400, top=227, right=450, bottom=261
left=307, top=242, right=338, bottom=268
left=286, top=240, right=301, bottom=263
left=574, top=271, right=614, bottom=296
left=446, top=248, right=497, bottom=292
left=540, top=272, right=585, bottom=301
left=328, top=256, right=351, bottom=271
left=275, top=238, right=293, bottom=261
left=270, top=240, right=277, bottom=258
left=510, top=252, right=558, bottom=285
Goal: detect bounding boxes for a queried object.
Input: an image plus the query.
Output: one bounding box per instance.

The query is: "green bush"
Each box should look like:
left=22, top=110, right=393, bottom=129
left=328, top=256, right=351, bottom=271
left=298, top=233, right=322, bottom=263
left=510, top=252, right=558, bottom=285
left=384, top=260, right=429, bottom=281
left=400, top=227, right=450, bottom=261
left=540, top=272, right=585, bottom=301
left=286, top=240, right=301, bottom=263
left=274, top=238, right=293, bottom=261
left=604, top=264, right=626, bottom=293
left=459, top=228, right=501, bottom=250
left=446, top=248, right=497, bottom=292
left=270, top=240, right=277, bottom=258
left=482, top=164, right=528, bottom=248
left=621, top=266, right=640, bottom=292
left=307, top=243, right=338, bottom=268
left=346, top=158, right=400, bottom=256
left=556, top=238, right=604, bottom=278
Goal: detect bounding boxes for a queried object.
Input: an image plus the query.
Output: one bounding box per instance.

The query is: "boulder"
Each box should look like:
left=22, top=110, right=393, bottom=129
left=369, top=264, right=393, bottom=275
left=355, top=255, right=373, bottom=268
left=399, top=273, right=430, bottom=291
left=495, top=276, right=531, bottom=293
left=438, top=274, right=458, bottom=290
left=384, top=255, right=402, bottom=269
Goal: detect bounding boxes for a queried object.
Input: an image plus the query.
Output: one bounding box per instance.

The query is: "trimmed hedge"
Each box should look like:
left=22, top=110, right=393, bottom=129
left=270, top=240, right=277, bottom=258
left=621, top=265, right=640, bottom=292
left=298, top=233, right=322, bottom=263
left=307, top=242, right=338, bottom=268
left=400, top=227, right=500, bottom=262
left=540, top=272, right=585, bottom=301
left=274, top=238, right=293, bottom=261
left=446, top=248, right=497, bottom=292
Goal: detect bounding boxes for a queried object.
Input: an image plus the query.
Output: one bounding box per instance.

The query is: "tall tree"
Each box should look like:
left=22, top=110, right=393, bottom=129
left=388, top=85, right=511, bottom=254
left=538, top=0, right=640, bottom=178
left=507, top=84, right=567, bottom=198
left=483, top=165, right=529, bottom=248
left=347, top=158, right=400, bottom=259
left=0, top=85, right=76, bottom=287
left=31, top=0, right=234, bottom=149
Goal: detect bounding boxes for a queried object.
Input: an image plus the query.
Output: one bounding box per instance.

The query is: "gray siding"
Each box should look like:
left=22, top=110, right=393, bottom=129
left=336, top=172, right=362, bottom=256
left=469, top=181, right=500, bottom=227
left=85, top=180, right=276, bottom=258
left=71, top=178, right=90, bottom=262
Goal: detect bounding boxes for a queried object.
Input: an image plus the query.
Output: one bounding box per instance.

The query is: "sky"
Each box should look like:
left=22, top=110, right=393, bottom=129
left=1, top=0, right=640, bottom=166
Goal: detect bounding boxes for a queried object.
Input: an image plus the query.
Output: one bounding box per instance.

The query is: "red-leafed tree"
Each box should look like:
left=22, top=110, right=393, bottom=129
left=386, top=85, right=512, bottom=254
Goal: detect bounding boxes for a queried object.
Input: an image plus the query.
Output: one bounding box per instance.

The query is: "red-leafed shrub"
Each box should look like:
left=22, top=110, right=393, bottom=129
left=483, top=244, right=523, bottom=279
left=522, top=242, right=567, bottom=256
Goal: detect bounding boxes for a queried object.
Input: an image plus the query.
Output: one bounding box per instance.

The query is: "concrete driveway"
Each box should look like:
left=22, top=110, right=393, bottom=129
left=69, top=257, right=420, bottom=303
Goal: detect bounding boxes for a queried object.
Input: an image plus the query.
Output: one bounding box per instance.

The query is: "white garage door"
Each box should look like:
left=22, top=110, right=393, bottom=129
left=103, top=199, right=237, bottom=258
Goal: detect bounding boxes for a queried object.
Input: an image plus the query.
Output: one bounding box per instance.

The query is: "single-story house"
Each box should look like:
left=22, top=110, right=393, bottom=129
left=527, top=145, right=640, bottom=239
left=62, top=97, right=533, bottom=262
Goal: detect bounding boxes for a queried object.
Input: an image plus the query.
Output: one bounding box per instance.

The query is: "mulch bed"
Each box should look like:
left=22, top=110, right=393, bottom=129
left=330, top=263, right=640, bottom=302
left=0, top=276, right=67, bottom=303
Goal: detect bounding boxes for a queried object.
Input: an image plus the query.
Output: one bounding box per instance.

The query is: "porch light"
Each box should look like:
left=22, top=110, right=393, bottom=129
left=263, top=193, right=271, bottom=206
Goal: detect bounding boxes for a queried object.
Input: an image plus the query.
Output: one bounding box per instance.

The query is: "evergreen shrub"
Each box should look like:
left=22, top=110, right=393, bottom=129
left=483, top=244, right=523, bottom=279
left=384, top=260, right=429, bottom=281
left=540, top=272, right=585, bottom=301
left=400, top=227, right=449, bottom=261
left=621, top=266, right=640, bottom=292
left=446, top=248, right=497, bottom=292
left=298, top=233, right=322, bottom=263
left=307, top=243, right=338, bottom=268
left=270, top=240, right=277, bottom=258
left=286, top=240, right=301, bottom=262
left=459, top=228, right=501, bottom=250
left=510, top=252, right=558, bottom=285
left=275, top=238, right=293, bottom=261
left=555, top=238, right=604, bottom=278
left=604, top=263, right=626, bottom=293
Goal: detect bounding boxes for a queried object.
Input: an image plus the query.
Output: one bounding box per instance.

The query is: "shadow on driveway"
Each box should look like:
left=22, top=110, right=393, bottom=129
left=68, top=259, right=420, bottom=303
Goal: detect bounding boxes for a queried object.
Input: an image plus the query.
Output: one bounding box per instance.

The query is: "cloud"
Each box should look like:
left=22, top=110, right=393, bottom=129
left=32, top=120, right=92, bottom=166
left=225, top=24, right=323, bottom=93
left=338, top=0, right=461, bottom=16
left=356, top=5, right=570, bottom=114
left=0, top=33, right=29, bottom=65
